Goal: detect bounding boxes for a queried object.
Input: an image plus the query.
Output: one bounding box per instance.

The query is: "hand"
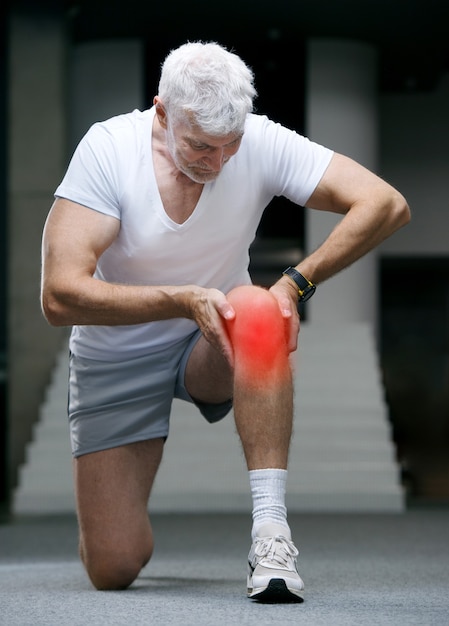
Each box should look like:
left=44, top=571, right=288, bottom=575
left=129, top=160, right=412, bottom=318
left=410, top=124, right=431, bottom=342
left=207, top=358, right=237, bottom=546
left=187, top=287, right=236, bottom=365
left=269, top=278, right=300, bottom=352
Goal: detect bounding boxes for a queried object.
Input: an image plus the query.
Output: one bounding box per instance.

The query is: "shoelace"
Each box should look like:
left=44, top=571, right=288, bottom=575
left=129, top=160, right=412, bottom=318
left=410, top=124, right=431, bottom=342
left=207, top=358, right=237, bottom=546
left=253, top=534, right=299, bottom=569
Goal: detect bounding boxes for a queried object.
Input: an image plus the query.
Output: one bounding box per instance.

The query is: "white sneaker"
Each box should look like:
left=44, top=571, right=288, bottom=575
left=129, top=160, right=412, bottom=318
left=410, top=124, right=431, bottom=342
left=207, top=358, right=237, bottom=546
left=247, top=523, right=304, bottom=603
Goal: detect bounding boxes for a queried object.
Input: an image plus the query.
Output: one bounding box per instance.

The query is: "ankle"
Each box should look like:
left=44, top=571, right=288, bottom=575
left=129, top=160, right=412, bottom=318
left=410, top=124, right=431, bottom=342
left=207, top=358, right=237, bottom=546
left=249, top=468, right=289, bottom=539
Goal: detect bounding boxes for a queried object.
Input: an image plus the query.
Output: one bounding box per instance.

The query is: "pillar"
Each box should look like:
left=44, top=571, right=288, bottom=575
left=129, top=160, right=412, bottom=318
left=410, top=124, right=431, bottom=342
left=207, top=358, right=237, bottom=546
left=305, top=39, right=379, bottom=327
left=8, top=8, right=67, bottom=498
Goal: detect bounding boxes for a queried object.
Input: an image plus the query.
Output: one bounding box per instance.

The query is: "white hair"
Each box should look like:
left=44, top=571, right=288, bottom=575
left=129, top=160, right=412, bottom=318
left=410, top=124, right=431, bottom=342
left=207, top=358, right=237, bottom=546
left=157, top=41, right=257, bottom=135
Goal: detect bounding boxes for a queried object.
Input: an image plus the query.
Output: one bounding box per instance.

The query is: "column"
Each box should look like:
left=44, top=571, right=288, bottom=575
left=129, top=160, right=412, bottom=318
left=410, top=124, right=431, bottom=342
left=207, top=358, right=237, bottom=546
left=305, top=39, right=379, bottom=326
left=8, top=9, right=67, bottom=499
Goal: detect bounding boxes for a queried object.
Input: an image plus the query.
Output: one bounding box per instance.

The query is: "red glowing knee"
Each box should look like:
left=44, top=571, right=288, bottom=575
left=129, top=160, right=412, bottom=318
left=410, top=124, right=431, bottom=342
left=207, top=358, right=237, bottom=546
left=226, top=285, right=289, bottom=381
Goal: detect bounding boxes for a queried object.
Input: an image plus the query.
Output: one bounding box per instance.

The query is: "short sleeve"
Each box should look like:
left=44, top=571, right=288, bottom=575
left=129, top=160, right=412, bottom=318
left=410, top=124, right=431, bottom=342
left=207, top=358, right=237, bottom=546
left=244, top=115, right=334, bottom=207
left=54, top=122, right=124, bottom=219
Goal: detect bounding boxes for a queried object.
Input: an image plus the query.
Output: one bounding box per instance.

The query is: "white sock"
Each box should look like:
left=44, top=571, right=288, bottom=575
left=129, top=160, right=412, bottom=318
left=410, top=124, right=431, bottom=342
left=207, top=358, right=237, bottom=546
left=249, top=468, right=289, bottom=539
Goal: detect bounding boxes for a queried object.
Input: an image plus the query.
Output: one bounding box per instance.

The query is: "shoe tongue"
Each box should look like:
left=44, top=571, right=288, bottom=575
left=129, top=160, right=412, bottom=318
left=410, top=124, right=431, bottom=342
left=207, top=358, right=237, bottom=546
left=254, top=523, right=291, bottom=540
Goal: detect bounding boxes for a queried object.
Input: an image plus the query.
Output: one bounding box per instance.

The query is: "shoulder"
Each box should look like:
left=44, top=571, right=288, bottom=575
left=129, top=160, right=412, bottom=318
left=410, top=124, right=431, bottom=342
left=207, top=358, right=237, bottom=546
left=242, top=113, right=309, bottom=154
left=241, top=113, right=333, bottom=163
left=75, top=108, right=154, bottom=177
left=243, top=113, right=316, bottom=147
left=243, top=113, right=275, bottom=137
left=85, top=108, right=153, bottom=148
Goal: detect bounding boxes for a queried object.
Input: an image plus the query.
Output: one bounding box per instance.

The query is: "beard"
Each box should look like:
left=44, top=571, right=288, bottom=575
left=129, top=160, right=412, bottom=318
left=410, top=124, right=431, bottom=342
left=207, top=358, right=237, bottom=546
left=181, top=163, right=222, bottom=184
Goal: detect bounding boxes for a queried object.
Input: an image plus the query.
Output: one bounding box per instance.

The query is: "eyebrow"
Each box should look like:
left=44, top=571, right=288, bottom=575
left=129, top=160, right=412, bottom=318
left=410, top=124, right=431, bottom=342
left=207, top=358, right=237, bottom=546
left=187, top=135, right=243, bottom=149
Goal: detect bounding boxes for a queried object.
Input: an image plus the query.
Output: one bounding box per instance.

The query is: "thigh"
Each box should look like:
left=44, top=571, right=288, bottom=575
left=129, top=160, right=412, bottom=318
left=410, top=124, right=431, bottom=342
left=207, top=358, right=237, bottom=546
left=74, top=438, right=164, bottom=568
left=184, top=333, right=234, bottom=404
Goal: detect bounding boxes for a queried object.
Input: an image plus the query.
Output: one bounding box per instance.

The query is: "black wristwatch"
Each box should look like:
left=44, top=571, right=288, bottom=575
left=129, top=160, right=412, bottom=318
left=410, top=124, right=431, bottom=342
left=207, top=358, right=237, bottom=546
left=282, top=267, right=316, bottom=302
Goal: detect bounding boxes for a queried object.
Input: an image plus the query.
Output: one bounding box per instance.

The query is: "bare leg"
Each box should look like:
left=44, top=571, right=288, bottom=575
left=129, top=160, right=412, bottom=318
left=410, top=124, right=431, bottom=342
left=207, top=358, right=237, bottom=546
left=74, top=437, right=164, bottom=590
left=227, top=285, right=293, bottom=470
left=233, top=366, right=292, bottom=470
left=185, top=285, right=293, bottom=471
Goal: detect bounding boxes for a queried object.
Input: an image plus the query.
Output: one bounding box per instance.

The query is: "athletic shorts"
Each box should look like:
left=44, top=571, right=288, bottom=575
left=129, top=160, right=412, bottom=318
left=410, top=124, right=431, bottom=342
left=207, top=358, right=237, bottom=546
left=67, top=330, right=233, bottom=457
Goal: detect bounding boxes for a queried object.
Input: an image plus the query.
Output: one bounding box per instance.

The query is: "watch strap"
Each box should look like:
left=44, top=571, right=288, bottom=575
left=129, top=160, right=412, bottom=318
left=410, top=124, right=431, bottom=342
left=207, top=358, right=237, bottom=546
left=282, top=266, right=316, bottom=301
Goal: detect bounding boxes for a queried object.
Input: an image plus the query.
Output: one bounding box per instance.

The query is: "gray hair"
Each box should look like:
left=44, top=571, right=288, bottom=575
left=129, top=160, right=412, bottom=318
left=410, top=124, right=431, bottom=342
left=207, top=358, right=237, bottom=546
left=157, top=41, right=257, bottom=136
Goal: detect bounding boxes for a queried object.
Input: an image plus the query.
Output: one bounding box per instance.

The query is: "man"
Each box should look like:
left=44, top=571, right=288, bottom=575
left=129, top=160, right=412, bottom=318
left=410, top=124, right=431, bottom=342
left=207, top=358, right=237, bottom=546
left=41, top=41, right=410, bottom=602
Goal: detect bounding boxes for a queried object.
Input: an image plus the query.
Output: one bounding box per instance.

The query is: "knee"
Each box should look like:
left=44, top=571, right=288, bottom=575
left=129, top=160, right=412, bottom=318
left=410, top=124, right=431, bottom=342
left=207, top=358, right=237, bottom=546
left=226, top=285, right=289, bottom=379
left=82, top=544, right=153, bottom=591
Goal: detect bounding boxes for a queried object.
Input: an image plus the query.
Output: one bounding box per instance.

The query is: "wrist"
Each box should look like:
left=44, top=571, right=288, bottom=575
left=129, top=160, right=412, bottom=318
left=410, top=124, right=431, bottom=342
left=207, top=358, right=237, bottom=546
left=278, top=274, right=300, bottom=302
left=166, top=284, right=202, bottom=320
left=282, top=267, right=316, bottom=302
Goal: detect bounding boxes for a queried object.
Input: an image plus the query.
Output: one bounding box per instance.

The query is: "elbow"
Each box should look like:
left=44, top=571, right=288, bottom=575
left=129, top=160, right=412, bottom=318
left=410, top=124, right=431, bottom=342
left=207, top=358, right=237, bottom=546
left=383, top=188, right=411, bottom=237
left=392, top=191, right=411, bottom=230
left=41, top=290, right=72, bottom=327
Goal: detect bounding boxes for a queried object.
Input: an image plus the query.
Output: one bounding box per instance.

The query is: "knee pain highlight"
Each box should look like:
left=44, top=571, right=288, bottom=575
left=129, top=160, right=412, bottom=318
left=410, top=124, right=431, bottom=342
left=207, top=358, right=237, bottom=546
left=226, top=285, right=289, bottom=383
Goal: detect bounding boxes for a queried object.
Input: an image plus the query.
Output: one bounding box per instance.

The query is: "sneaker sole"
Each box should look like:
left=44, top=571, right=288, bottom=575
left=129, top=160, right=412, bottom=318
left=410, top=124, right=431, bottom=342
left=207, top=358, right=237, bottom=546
left=248, top=578, right=304, bottom=603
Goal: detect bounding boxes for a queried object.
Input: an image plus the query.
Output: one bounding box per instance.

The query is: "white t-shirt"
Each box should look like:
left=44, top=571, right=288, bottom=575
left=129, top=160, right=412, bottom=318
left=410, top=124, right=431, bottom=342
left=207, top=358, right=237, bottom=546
left=55, top=107, right=333, bottom=360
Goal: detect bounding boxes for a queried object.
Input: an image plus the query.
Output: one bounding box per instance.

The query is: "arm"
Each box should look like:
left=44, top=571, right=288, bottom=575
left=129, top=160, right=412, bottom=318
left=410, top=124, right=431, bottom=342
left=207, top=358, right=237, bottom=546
left=41, top=198, right=235, bottom=356
left=291, top=152, right=410, bottom=284
left=269, top=152, right=411, bottom=349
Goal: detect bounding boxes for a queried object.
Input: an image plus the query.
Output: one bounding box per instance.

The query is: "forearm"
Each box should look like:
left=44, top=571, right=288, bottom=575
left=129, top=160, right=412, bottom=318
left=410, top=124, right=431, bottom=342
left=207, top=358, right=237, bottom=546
left=297, top=190, right=410, bottom=285
left=41, top=275, right=199, bottom=327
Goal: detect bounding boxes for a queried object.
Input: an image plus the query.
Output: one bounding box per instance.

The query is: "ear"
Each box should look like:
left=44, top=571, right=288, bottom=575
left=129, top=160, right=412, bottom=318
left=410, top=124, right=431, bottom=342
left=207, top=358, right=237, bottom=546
left=153, top=96, right=168, bottom=129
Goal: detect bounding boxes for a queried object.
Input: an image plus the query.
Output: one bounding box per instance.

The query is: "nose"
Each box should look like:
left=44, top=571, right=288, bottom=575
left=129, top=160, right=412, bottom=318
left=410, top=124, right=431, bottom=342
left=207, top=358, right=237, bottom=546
left=206, top=148, right=226, bottom=172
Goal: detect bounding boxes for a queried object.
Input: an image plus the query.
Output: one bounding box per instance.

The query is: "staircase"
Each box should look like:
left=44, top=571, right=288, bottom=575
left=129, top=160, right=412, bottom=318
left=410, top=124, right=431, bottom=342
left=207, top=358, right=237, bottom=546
left=13, top=322, right=404, bottom=515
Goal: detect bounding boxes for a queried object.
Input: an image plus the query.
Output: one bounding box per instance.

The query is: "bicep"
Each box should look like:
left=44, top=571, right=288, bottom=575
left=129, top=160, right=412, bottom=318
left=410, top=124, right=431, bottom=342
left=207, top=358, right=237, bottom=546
left=42, top=198, right=120, bottom=281
left=305, top=153, right=393, bottom=214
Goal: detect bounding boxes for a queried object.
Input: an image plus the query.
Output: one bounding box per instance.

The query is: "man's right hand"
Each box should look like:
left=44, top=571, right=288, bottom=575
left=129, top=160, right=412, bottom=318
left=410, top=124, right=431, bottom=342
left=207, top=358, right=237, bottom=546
left=185, top=286, right=236, bottom=365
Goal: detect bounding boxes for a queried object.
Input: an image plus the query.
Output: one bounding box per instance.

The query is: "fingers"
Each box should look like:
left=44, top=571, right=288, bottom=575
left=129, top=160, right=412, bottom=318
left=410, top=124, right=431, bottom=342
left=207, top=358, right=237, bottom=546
left=219, top=326, right=235, bottom=368
left=287, top=314, right=299, bottom=352
left=276, top=293, right=293, bottom=319
left=190, top=288, right=235, bottom=365
left=215, top=298, right=236, bottom=366
left=216, top=298, right=235, bottom=322
left=191, top=284, right=299, bottom=365
left=269, top=284, right=300, bottom=353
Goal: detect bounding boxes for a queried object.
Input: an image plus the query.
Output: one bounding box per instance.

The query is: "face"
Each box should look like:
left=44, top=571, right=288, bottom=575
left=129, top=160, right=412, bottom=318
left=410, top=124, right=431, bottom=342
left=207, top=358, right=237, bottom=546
left=160, top=106, right=243, bottom=183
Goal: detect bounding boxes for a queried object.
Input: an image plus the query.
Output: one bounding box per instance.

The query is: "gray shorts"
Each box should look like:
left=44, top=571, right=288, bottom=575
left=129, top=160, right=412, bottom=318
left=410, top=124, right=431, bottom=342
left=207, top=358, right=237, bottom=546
left=68, top=331, right=233, bottom=457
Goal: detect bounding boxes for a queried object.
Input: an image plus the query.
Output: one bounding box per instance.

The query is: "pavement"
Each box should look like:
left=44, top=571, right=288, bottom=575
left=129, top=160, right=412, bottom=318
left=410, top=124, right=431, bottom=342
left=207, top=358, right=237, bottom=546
left=1, top=508, right=449, bottom=625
